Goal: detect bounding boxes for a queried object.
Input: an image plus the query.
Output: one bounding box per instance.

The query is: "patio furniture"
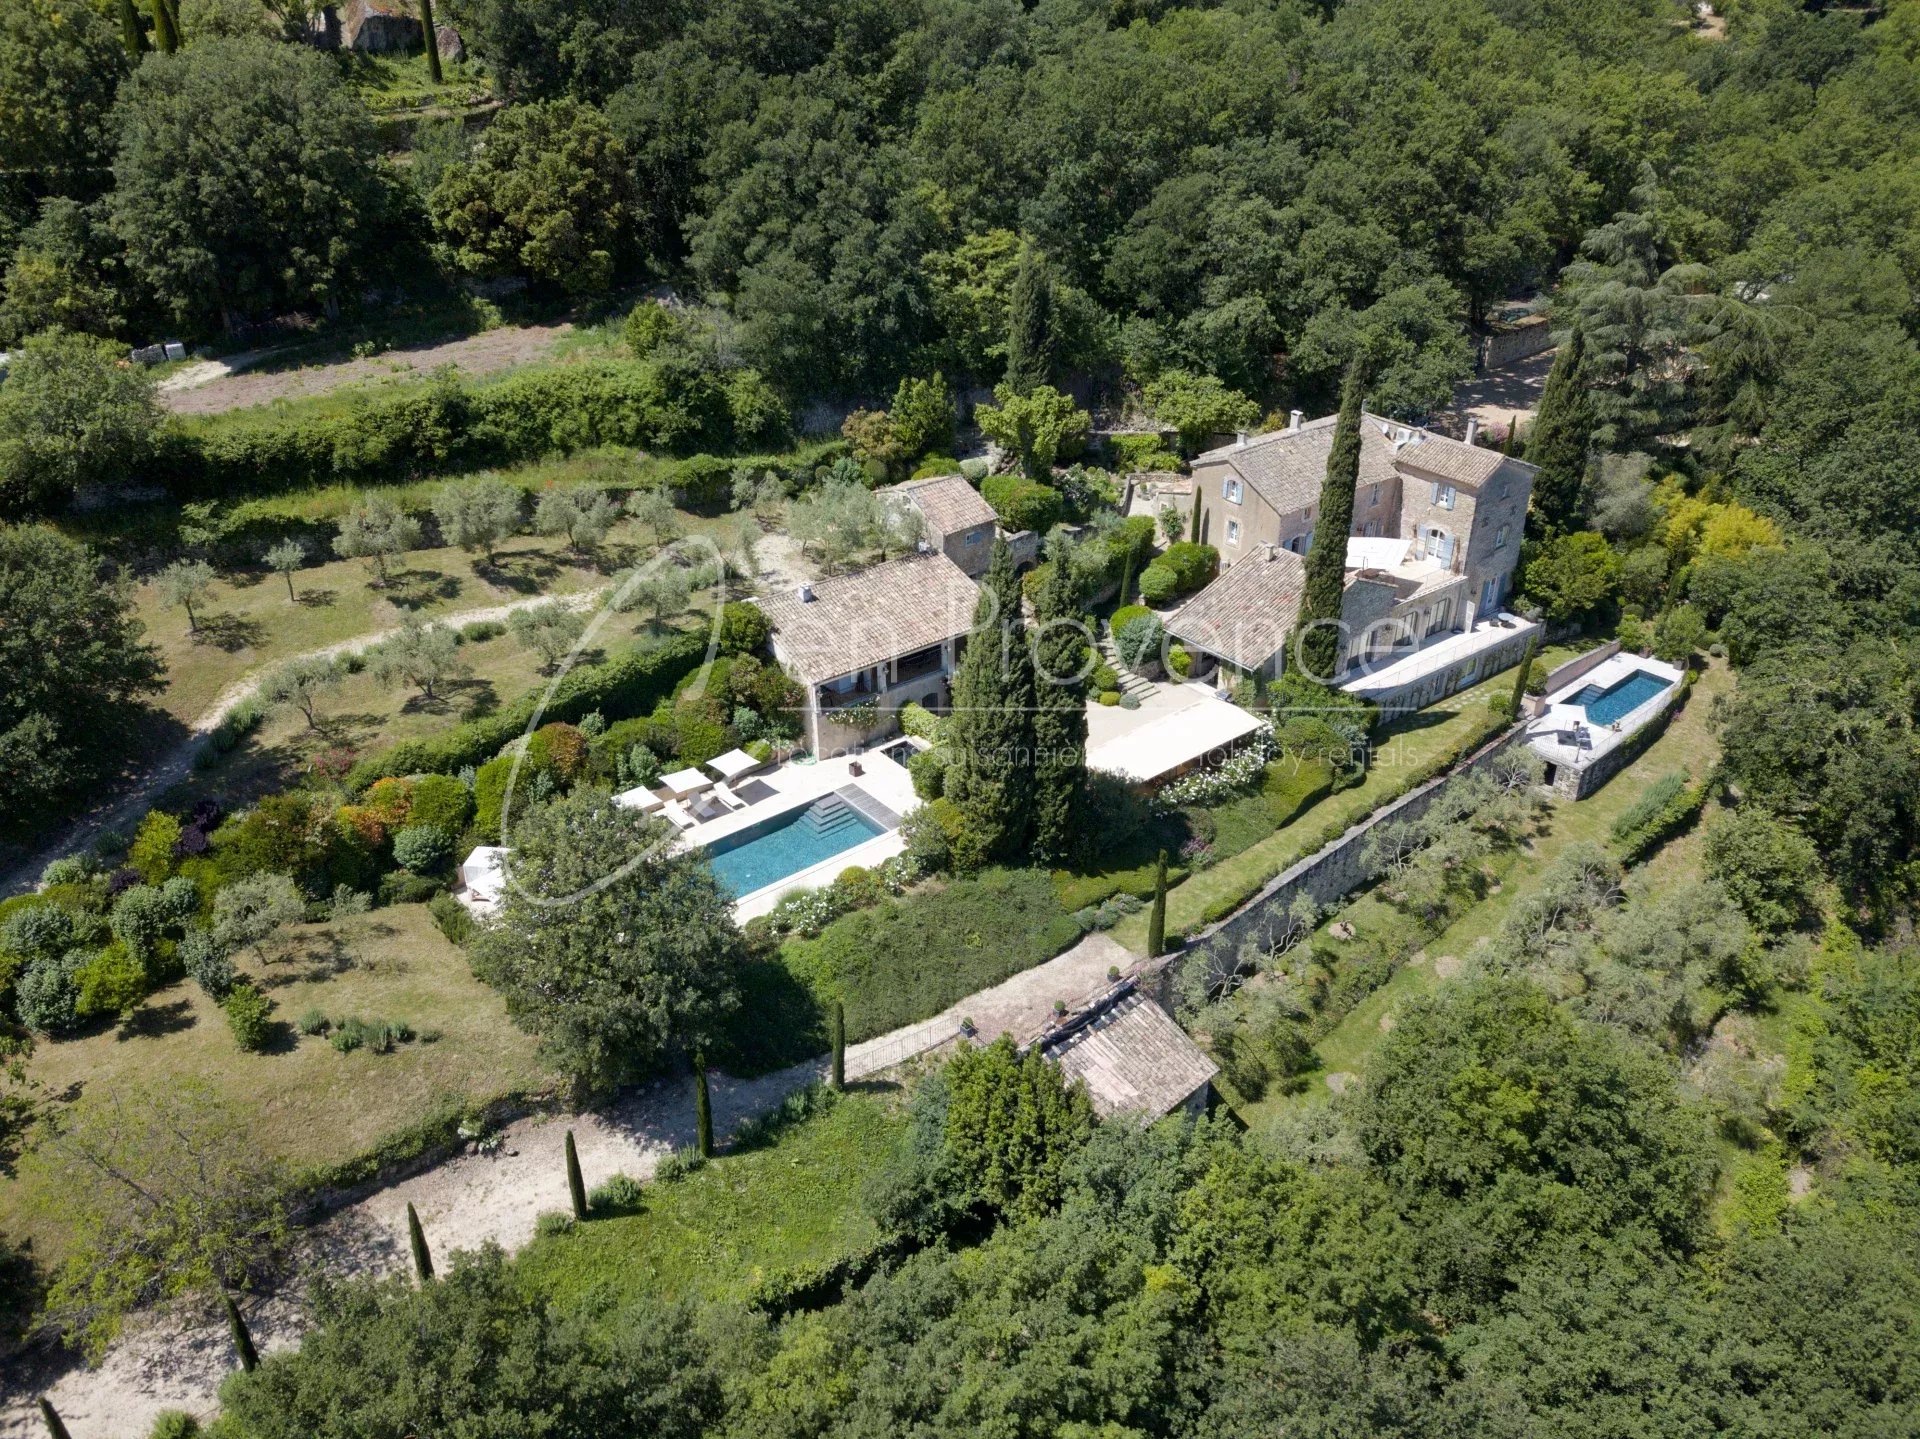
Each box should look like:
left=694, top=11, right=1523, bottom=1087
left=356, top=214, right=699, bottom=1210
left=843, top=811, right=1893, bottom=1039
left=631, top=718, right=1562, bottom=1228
left=706, top=747, right=765, bottom=784
left=660, top=800, right=698, bottom=831
left=661, top=767, right=713, bottom=800
left=612, top=785, right=665, bottom=813
left=711, top=782, right=751, bottom=811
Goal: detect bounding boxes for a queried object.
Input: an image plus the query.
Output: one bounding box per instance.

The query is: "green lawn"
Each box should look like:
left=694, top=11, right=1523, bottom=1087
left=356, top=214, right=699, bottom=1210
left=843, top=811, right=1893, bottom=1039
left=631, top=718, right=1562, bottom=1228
left=1110, top=667, right=1516, bottom=952
left=515, top=1090, right=903, bottom=1310
left=1238, top=660, right=1732, bottom=1131
left=2, top=904, right=553, bottom=1267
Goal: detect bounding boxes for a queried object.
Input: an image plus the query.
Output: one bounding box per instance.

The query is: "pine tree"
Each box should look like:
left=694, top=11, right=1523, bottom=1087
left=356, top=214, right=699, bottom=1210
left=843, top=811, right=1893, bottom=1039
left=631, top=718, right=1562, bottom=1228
left=1030, top=550, right=1088, bottom=861
left=693, top=1053, right=713, bottom=1158
left=942, top=539, right=1037, bottom=864
left=419, top=0, right=444, bottom=83
left=406, top=1201, right=435, bottom=1282
left=1147, top=849, right=1168, bottom=958
left=1294, top=363, right=1365, bottom=681
left=1525, top=324, right=1594, bottom=537
left=224, top=1294, right=258, bottom=1373
left=564, top=1130, right=587, bottom=1220
left=1003, top=243, right=1057, bottom=395
left=38, top=1399, right=72, bottom=1439
left=830, top=999, right=845, bottom=1091
left=116, top=0, right=149, bottom=57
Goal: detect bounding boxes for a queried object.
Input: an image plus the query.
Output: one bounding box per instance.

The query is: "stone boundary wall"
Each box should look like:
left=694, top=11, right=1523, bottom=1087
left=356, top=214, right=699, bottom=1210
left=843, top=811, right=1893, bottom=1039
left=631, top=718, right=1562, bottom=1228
left=1477, top=316, right=1554, bottom=372
left=1541, top=639, right=1621, bottom=697
left=1145, top=720, right=1530, bottom=1005
left=1363, top=624, right=1539, bottom=719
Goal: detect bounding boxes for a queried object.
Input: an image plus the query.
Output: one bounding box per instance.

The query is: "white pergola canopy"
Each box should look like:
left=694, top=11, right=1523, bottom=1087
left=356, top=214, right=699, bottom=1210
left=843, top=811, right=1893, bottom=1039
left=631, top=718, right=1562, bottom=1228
left=706, top=747, right=762, bottom=782
left=660, top=767, right=713, bottom=798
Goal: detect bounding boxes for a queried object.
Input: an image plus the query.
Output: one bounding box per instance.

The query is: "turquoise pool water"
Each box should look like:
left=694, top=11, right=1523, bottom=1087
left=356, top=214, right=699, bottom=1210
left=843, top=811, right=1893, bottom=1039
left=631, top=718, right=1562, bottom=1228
left=1571, top=669, right=1673, bottom=727
left=705, top=795, right=884, bottom=898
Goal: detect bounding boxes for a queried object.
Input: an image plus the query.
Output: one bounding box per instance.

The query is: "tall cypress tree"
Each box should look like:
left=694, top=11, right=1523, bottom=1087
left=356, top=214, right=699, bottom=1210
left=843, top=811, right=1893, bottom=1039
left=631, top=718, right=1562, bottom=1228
left=693, top=1052, right=713, bottom=1159
left=149, top=0, right=178, bottom=52
left=1147, top=849, right=1167, bottom=958
left=943, top=539, right=1037, bottom=864
left=225, top=1294, right=259, bottom=1373
left=564, top=1129, right=587, bottom=1220
left=1003, top=244, right=1057, bottom=395
left=1294, top=364, right=1365, bottom=682
left=1507, top=633, right=1539, bottom=722
left=116, top=0, right=149, bottom=58
left=830, top=999, right=845, bottom=1091
left=1525, top=324, right=1593, bottom=538
left=406, top=1201, right=435, bottom=1282
left=1030, top=549, right=1088, bottom=861
left=419, top=0, right=444, bottom=83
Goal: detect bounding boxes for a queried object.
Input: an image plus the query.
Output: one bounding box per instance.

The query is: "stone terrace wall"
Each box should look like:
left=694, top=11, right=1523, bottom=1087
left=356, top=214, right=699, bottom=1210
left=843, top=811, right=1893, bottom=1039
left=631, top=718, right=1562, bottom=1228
left=1145, top=721, right=1529, bottom=1004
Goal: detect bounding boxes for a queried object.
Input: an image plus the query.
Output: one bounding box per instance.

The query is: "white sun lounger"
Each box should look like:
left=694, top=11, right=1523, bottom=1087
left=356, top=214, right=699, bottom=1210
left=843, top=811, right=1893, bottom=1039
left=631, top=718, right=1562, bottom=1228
left=660, top=800, right=698, bottom=831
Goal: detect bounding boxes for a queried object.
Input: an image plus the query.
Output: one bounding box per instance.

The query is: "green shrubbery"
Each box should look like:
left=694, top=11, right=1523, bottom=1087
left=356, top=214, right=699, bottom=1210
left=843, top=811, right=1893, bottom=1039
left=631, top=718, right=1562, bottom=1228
left=781, top=869, right=1085, bottom=1042
left=980, top=473, right=1064, bottom=533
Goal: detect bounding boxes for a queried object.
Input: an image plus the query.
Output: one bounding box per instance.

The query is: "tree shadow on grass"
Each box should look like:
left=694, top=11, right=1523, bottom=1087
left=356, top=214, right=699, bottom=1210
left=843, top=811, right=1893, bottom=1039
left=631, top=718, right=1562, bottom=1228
left=483, top=549, right=562, bottom=594
left=385, top=569, right=462, bottom=612
left=119, top=997, right=197, bottom=1041
left=263, top=929, right=358, bottom=987
left=297, top=586, right=339, bottom=609
left=193, top=612, right=268, bottom=653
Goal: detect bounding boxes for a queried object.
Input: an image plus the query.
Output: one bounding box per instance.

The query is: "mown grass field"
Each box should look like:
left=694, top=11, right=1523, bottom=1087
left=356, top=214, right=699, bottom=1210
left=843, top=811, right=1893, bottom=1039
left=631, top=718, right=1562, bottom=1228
left=1, top=904, right=553, bottom=1267
left=1237, top=660, right=1731, bottom=1132
left=516, top=1089, right=904, bottom=1310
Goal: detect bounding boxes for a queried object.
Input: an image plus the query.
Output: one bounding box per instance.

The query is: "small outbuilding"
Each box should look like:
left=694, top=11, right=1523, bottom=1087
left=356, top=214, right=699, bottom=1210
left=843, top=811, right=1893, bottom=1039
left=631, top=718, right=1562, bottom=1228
left=1041, top=988, right=1218, bottom=1123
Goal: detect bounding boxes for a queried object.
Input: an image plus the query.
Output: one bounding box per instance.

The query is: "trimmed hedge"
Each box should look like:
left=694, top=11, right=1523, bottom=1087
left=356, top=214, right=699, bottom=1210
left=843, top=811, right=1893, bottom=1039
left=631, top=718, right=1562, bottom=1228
left=345, top=631, right=711, bottom=791
left=156, top=357, right=844, bottom=503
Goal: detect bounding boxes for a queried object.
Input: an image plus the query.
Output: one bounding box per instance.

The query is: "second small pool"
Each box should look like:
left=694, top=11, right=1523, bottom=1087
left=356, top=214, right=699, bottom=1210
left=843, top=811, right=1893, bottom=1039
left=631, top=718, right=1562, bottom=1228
left=705, top=794, right=884, bottom=899
left=1571, top=669, right=1673, bottom=727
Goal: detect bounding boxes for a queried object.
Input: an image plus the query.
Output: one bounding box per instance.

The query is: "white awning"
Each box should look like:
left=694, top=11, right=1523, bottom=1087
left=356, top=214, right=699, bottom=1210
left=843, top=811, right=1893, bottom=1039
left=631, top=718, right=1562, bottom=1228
left=1086, top=700, right=1267, bottom=784
left=459, top=846, right=508, bottom=899
left=661, top=767, right=713, bottom=797
left=613, top=786, right=664, bottom=812
left=706, top=747, right=762, bottom=782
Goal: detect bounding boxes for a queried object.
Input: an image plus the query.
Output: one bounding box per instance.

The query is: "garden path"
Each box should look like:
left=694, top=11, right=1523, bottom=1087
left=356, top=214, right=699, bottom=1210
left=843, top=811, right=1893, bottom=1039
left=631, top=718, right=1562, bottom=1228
left=0, top=931, right=1141, bottom=1437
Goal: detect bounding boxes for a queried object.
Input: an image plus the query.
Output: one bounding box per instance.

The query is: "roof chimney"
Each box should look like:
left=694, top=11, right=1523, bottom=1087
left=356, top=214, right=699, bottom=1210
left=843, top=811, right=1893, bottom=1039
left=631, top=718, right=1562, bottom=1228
left=1235, top=430, right=1250, bottom=449
left=1288, top=409, right=1302, bottom=433
left=797, top=582, right=815, bottom=603
left=1464, top=418, right=1480, bottom=445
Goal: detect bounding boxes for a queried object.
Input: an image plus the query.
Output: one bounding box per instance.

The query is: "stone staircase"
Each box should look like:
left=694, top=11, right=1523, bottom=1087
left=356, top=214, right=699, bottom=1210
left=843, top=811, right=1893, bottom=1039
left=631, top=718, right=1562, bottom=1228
left=1097, top=633, right=1160, bottom=701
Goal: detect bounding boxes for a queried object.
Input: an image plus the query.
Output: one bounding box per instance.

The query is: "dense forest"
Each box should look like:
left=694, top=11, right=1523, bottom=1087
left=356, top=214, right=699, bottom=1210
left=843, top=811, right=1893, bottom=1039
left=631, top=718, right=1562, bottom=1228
left=4, top=0, right=1920, bottom=1434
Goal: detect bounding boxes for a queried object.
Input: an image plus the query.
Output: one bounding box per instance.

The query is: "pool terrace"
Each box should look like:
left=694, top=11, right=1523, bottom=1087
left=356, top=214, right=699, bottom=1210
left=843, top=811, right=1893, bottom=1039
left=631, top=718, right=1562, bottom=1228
left=1525, top=651, right=1685, bottom=797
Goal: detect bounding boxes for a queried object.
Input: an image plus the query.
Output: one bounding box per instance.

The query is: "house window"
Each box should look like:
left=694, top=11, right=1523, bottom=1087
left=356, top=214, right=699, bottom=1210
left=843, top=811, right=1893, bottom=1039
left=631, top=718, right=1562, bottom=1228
left=1368, top=484, right=1380, bottom=507
left=1226, top=519, right=1242, bottom=543
left=965, top=530, right=982, bottom=545
left=1223, top=478, right=1243, bottom=503
left=1494, top=524, right=1507, bottom=550
left=1433, top=598, right=1452, bottom=630
left=1432, top=483, right=1456, bottom=510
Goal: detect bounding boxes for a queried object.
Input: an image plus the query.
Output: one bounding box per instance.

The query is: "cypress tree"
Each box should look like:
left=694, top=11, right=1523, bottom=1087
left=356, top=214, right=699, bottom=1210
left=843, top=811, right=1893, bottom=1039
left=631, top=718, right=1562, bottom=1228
left=116, top=0, right=149, bottom=57
left=149, top=0, right=178, bottom=53
left=829, top=999, right=845, bottom=1091
left=1030, top=549, right=1088, bottom=861
left=1188, top=495, right=1202, bottom=542
left=564, top=1130, right=587, bottom=1220
left=406, top=1201, right=435, bottom=1281
left=1525, top=324, right=1593, bottom=538
left=1294, top=363, right=1365, bottom=682
left=1003, top=243, right=1057, bottom=395
left=1507, top=633, right=1539, bottom=722
left=224, top=1294, right=258, bottom=1373
left=943, top=539, right=1037, bottom=864
left=693, top=1052, right=713, bottom=1158
left=1147, top=849, right=1168, bottom=958
left=38, top=1400, right=72, bottom=1439
left=419, top=0, right=444, bottom=83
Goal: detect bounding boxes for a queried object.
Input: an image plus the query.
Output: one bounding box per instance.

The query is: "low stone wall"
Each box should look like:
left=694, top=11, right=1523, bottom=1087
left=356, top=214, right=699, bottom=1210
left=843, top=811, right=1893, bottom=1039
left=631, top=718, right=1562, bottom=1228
left=1541, top=639, right=1620, bottom=697
left=1360, top=623, right=1539, bottom=718
left=1477, top=316, right=1554, bottom=372
left=1148, top=722, right=1529, bottom=1002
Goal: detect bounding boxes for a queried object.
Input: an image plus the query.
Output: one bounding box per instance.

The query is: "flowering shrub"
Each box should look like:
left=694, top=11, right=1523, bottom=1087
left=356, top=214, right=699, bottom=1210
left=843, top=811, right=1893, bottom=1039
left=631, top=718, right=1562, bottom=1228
left=1158, top=730, right=1276, bottom=807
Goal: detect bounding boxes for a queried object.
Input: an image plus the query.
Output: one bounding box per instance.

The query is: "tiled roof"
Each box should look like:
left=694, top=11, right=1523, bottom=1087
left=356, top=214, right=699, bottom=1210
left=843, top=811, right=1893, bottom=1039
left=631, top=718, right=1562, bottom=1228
left=887, top=473, right=996, bottom=538
left=1042, top=990, right=1218, bottom=1122
left=759, top=552, right=981, bottom=684
left=1196, top=412, right=1533, bottom=512
left=1167, top=544, right=1307, bottom=671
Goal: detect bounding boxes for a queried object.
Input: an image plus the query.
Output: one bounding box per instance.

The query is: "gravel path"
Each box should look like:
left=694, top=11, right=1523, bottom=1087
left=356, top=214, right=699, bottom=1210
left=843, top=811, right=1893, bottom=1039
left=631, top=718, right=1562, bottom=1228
left=159, top=325, right=574, bottom=417
left=0, top=589, right=612, bottom=901
left=0, top=932, right=1140, bottom=1437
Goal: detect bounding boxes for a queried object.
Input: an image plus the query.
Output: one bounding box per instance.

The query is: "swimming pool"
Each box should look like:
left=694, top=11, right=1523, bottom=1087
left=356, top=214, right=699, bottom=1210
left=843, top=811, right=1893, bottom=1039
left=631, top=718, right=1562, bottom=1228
left=705, top=794, right=885, bottom=898
left=1570, top=669, right=1673, bottom=727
